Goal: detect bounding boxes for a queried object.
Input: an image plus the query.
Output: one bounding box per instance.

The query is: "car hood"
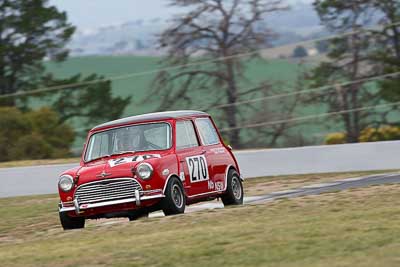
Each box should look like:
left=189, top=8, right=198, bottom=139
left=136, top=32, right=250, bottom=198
left=75, top=153, right=162, bottom=185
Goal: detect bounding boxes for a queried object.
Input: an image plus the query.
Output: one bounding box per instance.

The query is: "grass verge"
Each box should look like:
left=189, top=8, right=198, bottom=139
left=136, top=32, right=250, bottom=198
left=0, top=173, right=399, bottom=266
left=0, top=158, right=80, bottom=168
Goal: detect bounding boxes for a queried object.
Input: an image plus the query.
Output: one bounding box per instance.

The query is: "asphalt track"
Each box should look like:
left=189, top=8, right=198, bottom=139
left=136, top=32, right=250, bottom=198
left=0, top=163, right=77, bottom=197
left=152, top=172, right=400, bottom=218
left=1, top=170, right=399, bottom=226
left=2, top=141, right=400, bottom=198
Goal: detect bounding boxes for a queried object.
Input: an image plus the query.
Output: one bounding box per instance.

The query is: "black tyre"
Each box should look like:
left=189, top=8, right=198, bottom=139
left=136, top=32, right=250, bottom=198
left=222, top=169, right=244, bottom=206
left=59, top=212, right=85, bottom=230
left=128, top=209, right=149, bottom=221
left=162, top=177, right=186, bottom=215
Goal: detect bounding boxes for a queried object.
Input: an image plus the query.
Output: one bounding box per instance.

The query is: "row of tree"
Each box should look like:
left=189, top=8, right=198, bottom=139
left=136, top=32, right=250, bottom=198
left=150, top=0, right=400, bottom=148
left=308, top=0, right=400, bottom=143
left=0, top=0, right=131, bottom=159
left=0, top=0, right=399, bottom=160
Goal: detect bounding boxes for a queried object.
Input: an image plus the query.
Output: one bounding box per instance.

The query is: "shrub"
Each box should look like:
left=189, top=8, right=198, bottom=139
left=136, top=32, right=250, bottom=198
left=9, top=133, right=53, bottom=160
left=359, top=125, right=400, bottom=142
left=0, top=107, right=75, bottom=161
left=324, top=125, right=400, bottom=146
left=325, top=132, right=346, bottom=145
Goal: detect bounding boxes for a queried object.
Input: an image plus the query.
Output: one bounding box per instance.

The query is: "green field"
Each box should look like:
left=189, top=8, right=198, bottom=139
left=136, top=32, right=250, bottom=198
left=43, top=56, right=332, bottom=149
left=1, top=172, right=399, bottom=267
left=45, top=56, right=305, bottom=116
left=41, top=55, right=390, bottom=150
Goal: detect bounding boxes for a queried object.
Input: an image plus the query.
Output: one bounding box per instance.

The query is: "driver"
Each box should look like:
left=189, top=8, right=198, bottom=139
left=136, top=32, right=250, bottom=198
left=115, top=127, right=145, bottom=152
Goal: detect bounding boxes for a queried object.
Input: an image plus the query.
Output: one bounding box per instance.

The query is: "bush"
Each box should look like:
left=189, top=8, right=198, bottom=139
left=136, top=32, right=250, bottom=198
left=9, top=133, right=53, bottom=160
left=359, top=125, right=400, bottom=142
left=324, top=125, right=400, bottom=145
left=0, top=107, right=75, bottom=161
left=292, top=45, right=308, bottom=58
left=325, top=132, right=347, bottom=145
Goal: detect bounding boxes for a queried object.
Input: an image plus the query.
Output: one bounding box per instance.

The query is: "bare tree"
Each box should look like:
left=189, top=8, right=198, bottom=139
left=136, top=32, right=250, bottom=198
left=306, top=1, right=381, bottom=143
left=148, top=0, right=288, bottom=148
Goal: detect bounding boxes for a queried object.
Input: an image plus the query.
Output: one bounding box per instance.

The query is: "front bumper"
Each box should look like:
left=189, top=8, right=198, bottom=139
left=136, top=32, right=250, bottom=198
left=59, top=189, right=164, bottom=213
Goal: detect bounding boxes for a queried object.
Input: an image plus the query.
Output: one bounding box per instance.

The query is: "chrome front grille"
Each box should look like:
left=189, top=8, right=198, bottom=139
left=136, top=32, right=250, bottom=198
left=75, top=178, right=142, bottom=204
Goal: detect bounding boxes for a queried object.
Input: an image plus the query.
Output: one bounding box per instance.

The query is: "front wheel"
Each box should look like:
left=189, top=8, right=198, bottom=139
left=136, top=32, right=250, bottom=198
left=222, top=169, right=244, bottom=206
left=128, top=209, right=149, bottom=221
left=162, top=177, right=186, bottom=216
left=59, top=212, right=85, bottom=230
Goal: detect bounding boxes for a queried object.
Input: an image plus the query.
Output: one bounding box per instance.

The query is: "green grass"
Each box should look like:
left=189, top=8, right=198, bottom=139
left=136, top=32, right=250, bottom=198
left=1, top=173, right=399, bottom=266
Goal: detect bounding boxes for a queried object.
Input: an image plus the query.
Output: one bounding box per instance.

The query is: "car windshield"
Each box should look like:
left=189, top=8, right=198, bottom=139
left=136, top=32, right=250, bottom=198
left=84, top=123, right=171, bottom=162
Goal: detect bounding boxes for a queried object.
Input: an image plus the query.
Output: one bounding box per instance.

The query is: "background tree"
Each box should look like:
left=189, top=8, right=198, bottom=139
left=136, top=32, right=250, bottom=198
left=148, top=0, right=291, bottom=148
left=370, top=0, right=400, bottom=103
left=307, top=0, right=384, bottom=143
left=315, top=40, right=329, bottom=54
left=292, top=45, right=308, bottom=58
left=0, top=0, right=74, bottom=106
left=0, top=0, right=130, bottom=129
left=40, top=74, right=131, bottom=134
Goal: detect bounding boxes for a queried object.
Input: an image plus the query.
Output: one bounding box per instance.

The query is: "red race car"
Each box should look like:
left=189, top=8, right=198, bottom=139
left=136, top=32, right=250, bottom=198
left=58, top=110, right=243, bottom=230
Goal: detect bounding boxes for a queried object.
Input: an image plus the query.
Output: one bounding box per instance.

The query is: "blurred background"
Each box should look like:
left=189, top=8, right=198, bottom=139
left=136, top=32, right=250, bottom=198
left=0, top=0, right=399, bottom=162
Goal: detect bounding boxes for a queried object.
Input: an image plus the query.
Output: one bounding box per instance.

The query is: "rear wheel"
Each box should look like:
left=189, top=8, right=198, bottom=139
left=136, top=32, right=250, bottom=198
left=222, top=169, right=243, bottom=206
left=59, top=212, right=85, bottom=230
left=162, top=177, right=186, bottom=215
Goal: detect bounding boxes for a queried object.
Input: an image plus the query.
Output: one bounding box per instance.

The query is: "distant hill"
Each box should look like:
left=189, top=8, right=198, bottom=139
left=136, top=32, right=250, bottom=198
left=68, top=2, right=323, bottom=57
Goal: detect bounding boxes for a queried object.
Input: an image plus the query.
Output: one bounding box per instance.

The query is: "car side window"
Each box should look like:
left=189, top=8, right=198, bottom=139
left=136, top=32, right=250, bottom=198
left=176, top=121, right=199, bottom=150
left=195, top=118, right=220, bottom=146
left=144, top=124, right=171, bottom=149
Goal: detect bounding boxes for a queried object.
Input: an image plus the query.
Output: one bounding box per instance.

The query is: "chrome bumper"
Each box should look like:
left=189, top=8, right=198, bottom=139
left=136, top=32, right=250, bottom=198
left=59, top=190, right=164, bottom=213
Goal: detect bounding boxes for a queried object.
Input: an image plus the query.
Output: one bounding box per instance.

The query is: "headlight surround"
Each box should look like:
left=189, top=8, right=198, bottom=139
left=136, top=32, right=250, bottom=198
left=58, top=175, right=74, bottom=192
left=136, top=163, right=153, bottom=180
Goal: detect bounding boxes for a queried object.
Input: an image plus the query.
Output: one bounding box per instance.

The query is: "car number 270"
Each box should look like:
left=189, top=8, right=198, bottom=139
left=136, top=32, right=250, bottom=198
left=186, top=155, right=209, bottom=183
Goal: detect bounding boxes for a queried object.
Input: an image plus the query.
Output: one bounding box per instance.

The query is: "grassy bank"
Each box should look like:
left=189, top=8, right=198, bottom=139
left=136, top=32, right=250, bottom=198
left=1, top=173, right=399, bottom=266
left=0, top=158, right=80, bottom=168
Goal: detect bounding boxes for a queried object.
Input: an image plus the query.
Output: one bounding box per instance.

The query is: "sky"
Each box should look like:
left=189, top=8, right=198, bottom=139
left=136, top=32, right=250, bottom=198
left=50, top=0, right=314, bottom=31
left=50, top=0, right=181, bottom=30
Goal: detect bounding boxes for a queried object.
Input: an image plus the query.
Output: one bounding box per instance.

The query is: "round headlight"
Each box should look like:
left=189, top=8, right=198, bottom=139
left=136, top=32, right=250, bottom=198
left=136, top=163, right=153, bottom=180
left=58, top=175, right=74, bottom=192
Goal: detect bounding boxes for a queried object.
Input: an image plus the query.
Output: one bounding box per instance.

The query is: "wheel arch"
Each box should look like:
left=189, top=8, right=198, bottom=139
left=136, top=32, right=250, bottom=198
left=162, top=174, right=185, bottom=195
left=223, top=165, right=243, bottom=192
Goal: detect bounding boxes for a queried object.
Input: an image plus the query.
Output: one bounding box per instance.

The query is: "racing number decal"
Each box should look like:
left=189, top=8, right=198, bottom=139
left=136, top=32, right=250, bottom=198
left=186, top=155, right=209, bottom=183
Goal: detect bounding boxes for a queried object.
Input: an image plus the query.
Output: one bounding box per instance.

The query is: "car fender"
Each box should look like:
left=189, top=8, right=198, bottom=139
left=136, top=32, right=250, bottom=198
left=223, top=165, right=243, bottom=191
left=162, top=174, right=185, bottom=195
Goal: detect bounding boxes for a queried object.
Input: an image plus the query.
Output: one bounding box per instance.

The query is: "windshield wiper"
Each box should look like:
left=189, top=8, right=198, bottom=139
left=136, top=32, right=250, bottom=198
left=85, top=154, right=111, bottom=164
left=109, top=151, right=136, bottom=157
left=85, top=151, right=136, bottom=163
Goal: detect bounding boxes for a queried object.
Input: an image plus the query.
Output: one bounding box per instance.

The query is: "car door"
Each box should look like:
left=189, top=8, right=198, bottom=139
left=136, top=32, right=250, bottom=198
left=194, top=117, right=228, bottom=193
left=175, top=120, right=210, bottom=196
